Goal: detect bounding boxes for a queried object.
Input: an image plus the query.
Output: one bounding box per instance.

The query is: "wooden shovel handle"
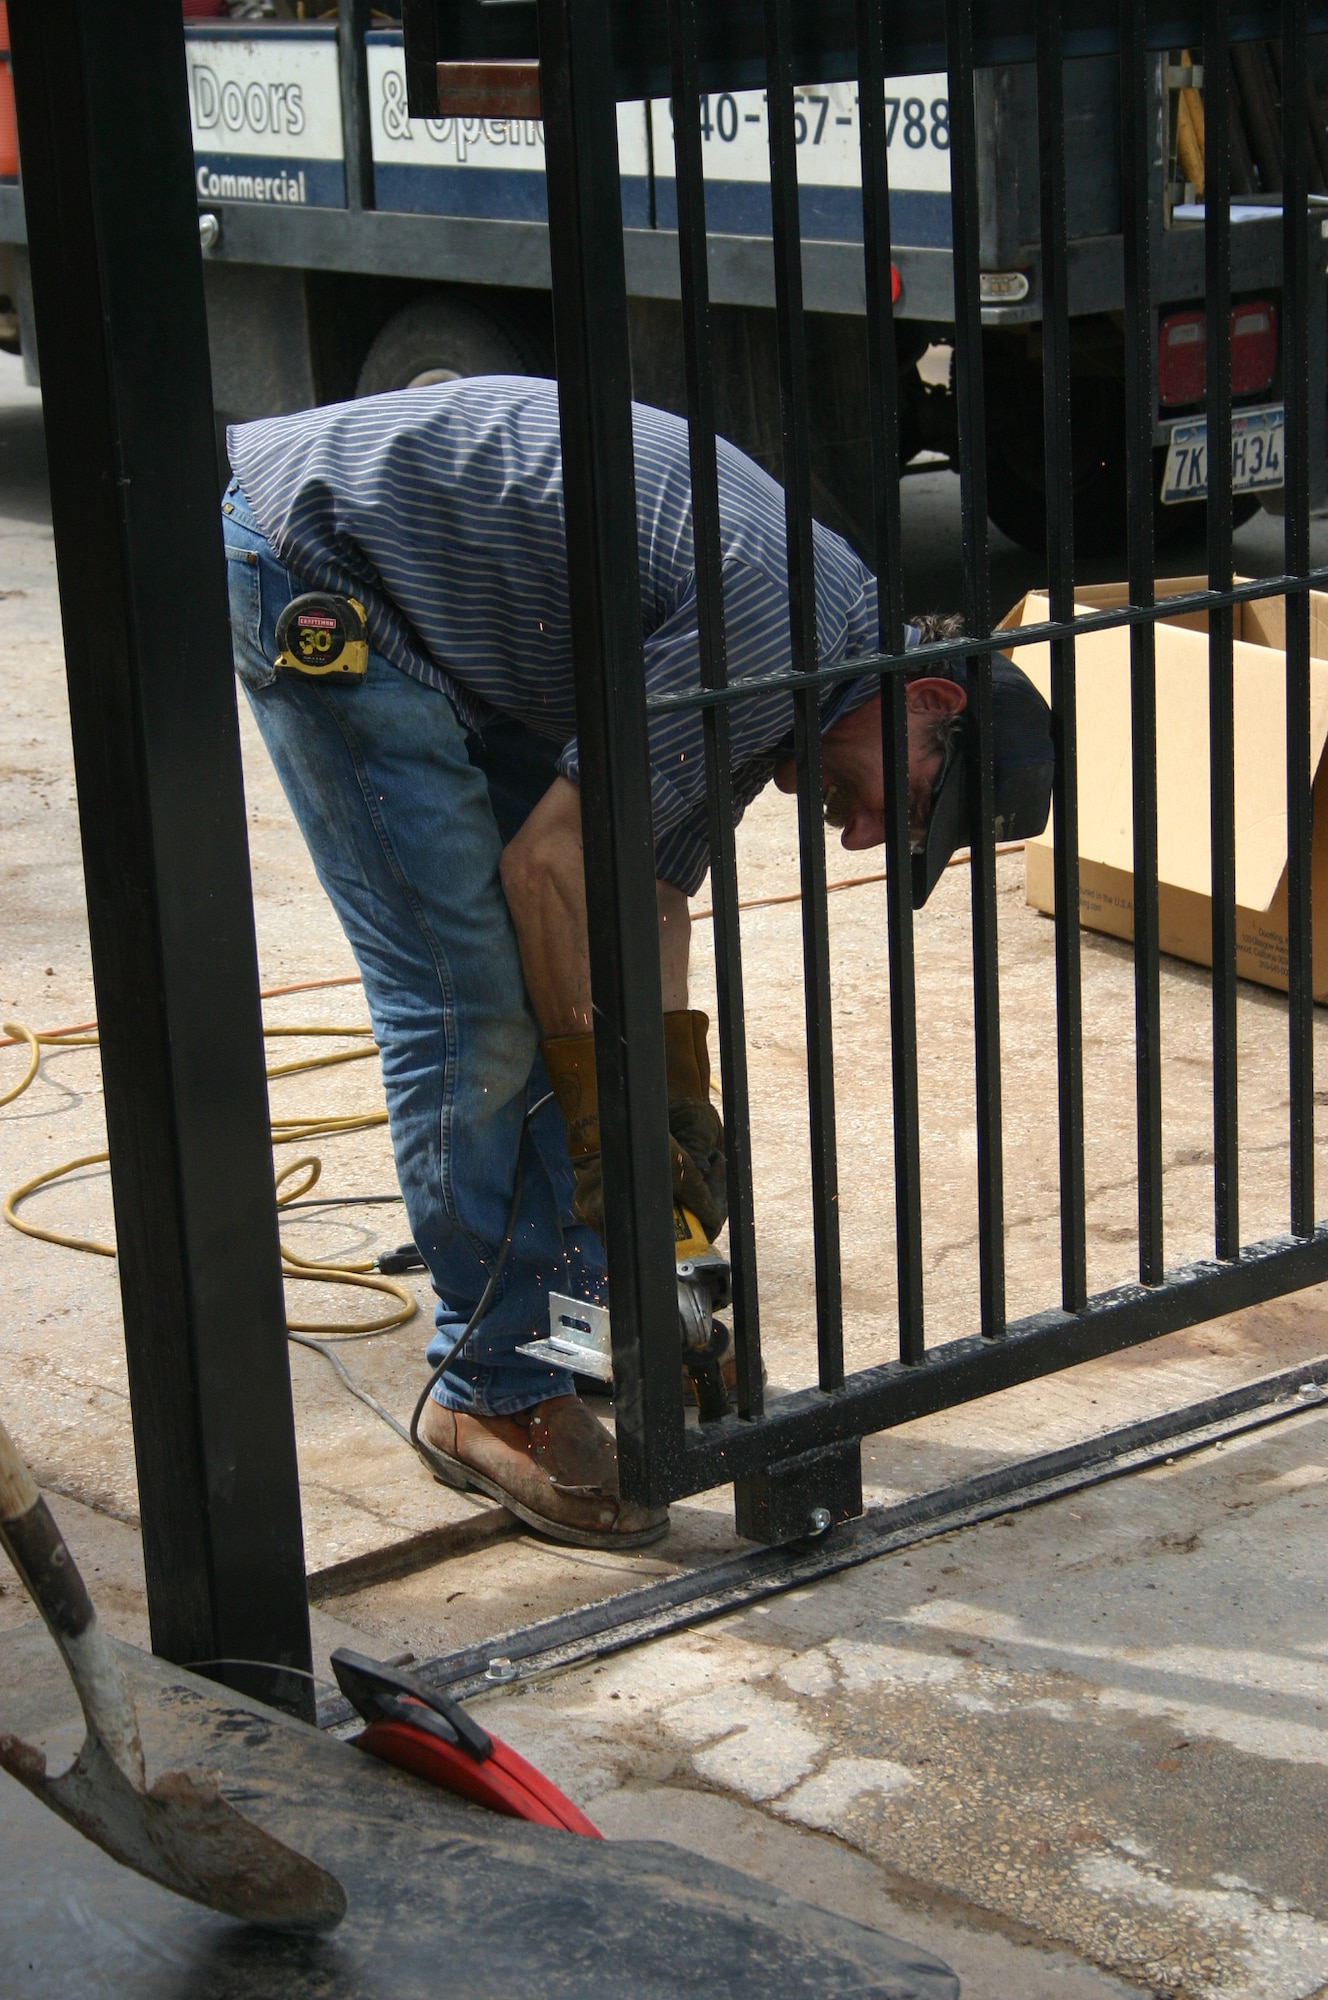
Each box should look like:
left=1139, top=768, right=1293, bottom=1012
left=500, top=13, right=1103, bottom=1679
left=0, top=1412, right=40, bottom=1524
left=0, top=1417, right=96, bottom=1642
left=0, top=1414, right=144, bottom=1781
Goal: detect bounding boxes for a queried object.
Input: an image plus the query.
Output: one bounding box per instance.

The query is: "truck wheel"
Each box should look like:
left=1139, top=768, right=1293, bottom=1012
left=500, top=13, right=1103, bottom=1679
left=986, top=381, right=1260, bottom=557
left=1156, top=489, right=1261, bottom=549
left=985, top=371, right=1130, bottom=557
left=355, top=297, right=543, bottom=397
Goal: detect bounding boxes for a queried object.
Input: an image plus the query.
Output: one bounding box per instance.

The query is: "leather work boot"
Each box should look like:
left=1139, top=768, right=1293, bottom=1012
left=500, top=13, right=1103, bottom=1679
left=416, top=1395, right=669, bottom=1550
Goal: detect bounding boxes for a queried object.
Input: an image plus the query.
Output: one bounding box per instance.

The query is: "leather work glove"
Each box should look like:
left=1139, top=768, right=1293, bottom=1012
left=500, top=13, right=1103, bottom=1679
left=541, top=1031, right=606, bottom=1235
left=662, top=1009, right=727, bottom=1241
left=542, top=1014, right=728, bottom=1243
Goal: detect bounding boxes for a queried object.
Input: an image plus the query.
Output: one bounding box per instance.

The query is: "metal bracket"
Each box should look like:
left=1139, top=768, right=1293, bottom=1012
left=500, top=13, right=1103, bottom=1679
left=517, top=1294, right=615, bottom=1383
left=733, top=1437, right=863, bottom=1547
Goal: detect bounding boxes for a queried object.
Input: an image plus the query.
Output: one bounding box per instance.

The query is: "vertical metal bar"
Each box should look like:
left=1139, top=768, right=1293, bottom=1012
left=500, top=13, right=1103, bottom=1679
left=945, top=0, right=1006, bottom=1337
left=1204, top=0, right=1239, bottom=1258
left=536, top=0, right=686, bottom=1503
left=1282, top=0, right=1315, bottom=1234
left=764, top=0, right=844, bottom=1388
left=337, top=0, right=375, bottom=214
left=1308, top=237, right=1328, bottom=511
left=1037, top=0, right=1087, bottom=1311
left=1120, top=5, right=1164, bottom=1284
left=645, top=97, right=659, bottom=231
left=667, top=0, right=764, bottom=1415
left=7, top=0, right=313, bottom=1717
left=855, top=0, right=924, bottom=1363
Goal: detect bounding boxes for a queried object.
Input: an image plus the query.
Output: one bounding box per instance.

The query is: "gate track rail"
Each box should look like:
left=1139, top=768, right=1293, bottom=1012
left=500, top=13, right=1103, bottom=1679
left=319, top=1357, right=1328, bottom=1730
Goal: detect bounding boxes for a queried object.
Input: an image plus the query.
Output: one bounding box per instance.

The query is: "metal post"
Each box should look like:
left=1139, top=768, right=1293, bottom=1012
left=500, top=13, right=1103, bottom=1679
left=764, top=0, right=845, bottom=1390
left=946, top=0, right=1007, bottom=1338
left=856, top=0, right=926, bottom=1368
left=338, top=0, right=375, bottom=214
left=666, top=0, right=765, bottom=1418
left=1120, top=10, right=1164, bottom=1285
left=1036, top=0, right=1088, bottom=1314
left=1281, top=0, right=1315, bottom=1236
left=1204, top=0, right=1239, bottom=1261
left=535, top=0, right=685, bottom=1506
left=7, top=0, right=313, bottom=1718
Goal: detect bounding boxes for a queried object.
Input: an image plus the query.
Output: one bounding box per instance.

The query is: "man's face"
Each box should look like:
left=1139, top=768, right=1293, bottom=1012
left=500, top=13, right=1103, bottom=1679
left=772, top=681, right=968, bottom=851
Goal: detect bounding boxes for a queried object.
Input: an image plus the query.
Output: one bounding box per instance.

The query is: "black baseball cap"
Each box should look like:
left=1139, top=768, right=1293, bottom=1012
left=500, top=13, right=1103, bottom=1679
left=910, top=654, right=1054, bottom=909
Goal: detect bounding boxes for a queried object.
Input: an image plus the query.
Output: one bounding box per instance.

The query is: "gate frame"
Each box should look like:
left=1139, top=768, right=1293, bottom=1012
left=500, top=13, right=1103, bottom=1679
left=510, top=0, right=1328, bottom=1529
left=7, top=0, right=313, bottom=1714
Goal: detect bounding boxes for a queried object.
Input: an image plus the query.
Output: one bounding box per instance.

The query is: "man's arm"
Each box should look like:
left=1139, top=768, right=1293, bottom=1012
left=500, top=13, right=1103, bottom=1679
left=499, top=774, right=690, bottom=1037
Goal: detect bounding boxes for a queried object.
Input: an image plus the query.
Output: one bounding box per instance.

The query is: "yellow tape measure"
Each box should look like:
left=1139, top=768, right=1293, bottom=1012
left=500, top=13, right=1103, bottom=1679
left=275, top=593, right=369, bottom=680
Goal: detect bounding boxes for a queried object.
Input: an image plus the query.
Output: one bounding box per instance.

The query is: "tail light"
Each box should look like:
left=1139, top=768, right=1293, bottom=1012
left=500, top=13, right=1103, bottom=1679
left=1230, top=302, right=1277, bottom=395
left=1157, top=309, right=1206, bottom=405
left=890, top=263, right=902, bottom=304
left=1157, top=300, right=1279, bottom=407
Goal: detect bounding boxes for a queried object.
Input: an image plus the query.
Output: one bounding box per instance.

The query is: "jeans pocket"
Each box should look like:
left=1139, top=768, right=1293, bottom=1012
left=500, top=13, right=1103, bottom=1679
left=225, top=546, right=275, bottom=691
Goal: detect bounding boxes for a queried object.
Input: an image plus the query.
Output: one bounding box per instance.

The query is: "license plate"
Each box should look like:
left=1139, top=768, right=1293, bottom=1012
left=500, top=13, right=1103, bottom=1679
left=1161, top=404, right=1284, bottom=504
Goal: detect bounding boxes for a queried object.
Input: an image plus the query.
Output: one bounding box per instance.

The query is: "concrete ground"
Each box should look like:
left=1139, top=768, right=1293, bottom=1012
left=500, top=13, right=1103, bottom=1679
left=478, top=1401, right=1328, bottom=2000
left=2, top=352, right=1328, bottom=1994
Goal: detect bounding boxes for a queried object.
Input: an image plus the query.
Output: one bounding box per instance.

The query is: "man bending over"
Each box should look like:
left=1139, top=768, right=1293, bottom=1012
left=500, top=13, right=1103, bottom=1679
left=223, top=376, right=1052, bottom=1550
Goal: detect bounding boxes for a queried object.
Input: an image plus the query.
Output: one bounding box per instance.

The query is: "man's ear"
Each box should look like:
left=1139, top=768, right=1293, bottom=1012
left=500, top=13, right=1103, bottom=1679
left=904, top=675, right=967, bottom=717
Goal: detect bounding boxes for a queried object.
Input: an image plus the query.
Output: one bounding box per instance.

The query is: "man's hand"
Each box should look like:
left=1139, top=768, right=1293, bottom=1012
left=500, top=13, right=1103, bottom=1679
left=541, top=1011, right=727, bottom=1243
left=663, top=1010, right=727, bottom=1240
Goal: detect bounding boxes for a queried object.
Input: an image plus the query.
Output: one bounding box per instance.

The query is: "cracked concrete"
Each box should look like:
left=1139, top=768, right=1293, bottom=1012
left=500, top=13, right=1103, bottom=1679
left=464, top=1408, right=1328, bottom=2000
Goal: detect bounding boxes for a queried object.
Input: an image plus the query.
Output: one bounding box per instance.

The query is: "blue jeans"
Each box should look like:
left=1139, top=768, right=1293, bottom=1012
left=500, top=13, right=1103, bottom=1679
left=222, top=479, right=602, bottom=1414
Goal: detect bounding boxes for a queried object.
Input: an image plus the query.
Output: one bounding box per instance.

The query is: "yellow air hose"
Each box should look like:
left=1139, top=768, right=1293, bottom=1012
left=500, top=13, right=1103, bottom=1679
left=0, top=1019, right=41, bottom=1108
left=5, top=850, right=1029, bottom=1308
left=1, top=996, right=417, bottom=1339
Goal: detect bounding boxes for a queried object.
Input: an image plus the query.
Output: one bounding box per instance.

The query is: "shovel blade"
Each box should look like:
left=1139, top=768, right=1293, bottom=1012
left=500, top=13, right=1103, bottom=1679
left=0, top=1729, right=346, bottom=1932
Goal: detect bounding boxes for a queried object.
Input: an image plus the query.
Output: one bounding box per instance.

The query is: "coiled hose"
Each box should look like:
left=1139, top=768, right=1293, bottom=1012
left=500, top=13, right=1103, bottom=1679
left=0, top=982, right=425, bottom=1444
left=1, top=984, right=554, bottom=1457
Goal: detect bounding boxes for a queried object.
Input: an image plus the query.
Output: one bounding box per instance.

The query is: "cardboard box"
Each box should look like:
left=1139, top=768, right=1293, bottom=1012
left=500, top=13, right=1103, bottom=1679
left=1008, top=577, right=1328, bottom=998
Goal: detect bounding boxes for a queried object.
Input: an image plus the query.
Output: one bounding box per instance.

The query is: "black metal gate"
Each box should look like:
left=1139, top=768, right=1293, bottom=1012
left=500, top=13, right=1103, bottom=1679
left=6, top=0, right=1327, bottom=1729
left=405, top=0, right=1328, bottom=1539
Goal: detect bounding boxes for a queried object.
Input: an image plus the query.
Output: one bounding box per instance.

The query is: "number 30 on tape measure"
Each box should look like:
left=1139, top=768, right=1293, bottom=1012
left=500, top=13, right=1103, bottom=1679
left=274, top=593, right=370, bottom=681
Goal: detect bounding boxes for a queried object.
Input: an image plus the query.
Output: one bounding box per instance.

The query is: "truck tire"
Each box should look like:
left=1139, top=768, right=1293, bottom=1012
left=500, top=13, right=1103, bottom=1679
left=985, top=370, right=1130, bottom=558
left=986, top=377, right=1259, bottom=557
left=356, top=297, right=542, bottom=397
left=1155, top=489, right=1261, bottom=548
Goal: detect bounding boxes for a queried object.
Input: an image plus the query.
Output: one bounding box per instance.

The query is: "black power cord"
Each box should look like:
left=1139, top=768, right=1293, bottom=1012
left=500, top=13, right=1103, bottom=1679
left=282, top=1193, right=406, bottom=1212
left=377, top=1241, right=428, bottom=1274
left=407, top=1092, right=552, bottom=1459
left=285, top=1092, right=557, bottom=1461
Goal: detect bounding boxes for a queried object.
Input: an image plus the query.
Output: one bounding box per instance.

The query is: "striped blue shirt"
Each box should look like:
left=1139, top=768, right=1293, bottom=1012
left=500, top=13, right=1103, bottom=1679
left=229, top=376, right=883, bottom=893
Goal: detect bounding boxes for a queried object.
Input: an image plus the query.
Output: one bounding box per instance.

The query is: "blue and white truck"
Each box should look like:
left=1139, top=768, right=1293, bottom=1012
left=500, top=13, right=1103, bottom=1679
left=0, top=2, right=1317, bottom=554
